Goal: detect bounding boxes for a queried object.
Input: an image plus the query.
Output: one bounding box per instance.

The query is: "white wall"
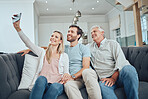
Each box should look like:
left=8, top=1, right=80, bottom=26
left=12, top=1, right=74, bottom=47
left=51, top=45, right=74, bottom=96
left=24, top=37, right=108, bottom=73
left=38, top=22, right=88, bottom=46
left=0, top=0, right=35, bottom=53
left=106, top=7, right=135, bottom=40
left=38, top=15, right=109, bottom=46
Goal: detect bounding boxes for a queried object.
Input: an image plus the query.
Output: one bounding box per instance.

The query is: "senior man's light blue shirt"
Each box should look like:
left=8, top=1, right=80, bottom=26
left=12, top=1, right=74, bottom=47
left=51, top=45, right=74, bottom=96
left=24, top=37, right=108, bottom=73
left=65, top=43, right=91, bottom=75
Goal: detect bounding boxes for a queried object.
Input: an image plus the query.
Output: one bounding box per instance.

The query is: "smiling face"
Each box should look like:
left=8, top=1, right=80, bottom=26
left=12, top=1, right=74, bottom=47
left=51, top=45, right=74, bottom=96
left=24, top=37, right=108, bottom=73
left=67, top=27, right=80, bottom=42
left=50, top=32, right=62, bottom=46
left=91, top=27, right=104, bottom=41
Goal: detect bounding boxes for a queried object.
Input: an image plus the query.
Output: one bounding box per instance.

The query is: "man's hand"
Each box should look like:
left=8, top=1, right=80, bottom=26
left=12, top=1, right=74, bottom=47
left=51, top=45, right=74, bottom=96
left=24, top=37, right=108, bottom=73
left=101, top=78, right=116, bottom=87
left=61, top=73, right=71, bottom=82
left=65, top=76, right=74, bottom=83
left=61, top=75, right=74, bottom=84
left=17, top=49, right=31, bottom=56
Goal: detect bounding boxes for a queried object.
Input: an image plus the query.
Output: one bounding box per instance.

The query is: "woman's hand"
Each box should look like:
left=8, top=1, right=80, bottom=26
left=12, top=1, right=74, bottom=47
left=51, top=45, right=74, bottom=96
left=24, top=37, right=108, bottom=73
left=17, top=49, right=31, bottom=56
left=12, top=15, right=21, bottom=32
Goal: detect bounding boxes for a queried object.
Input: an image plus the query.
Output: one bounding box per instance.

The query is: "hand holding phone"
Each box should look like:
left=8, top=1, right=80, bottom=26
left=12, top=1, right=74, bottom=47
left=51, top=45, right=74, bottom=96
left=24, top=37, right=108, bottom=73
left=12, top=13, right=22, bottom=23
left=12, top=13, right=22, bottom=32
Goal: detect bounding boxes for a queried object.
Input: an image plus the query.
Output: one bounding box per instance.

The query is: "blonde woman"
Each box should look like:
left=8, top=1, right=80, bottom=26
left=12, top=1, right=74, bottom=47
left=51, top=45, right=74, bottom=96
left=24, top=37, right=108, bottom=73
left=12, top=15, right=70, bottom=99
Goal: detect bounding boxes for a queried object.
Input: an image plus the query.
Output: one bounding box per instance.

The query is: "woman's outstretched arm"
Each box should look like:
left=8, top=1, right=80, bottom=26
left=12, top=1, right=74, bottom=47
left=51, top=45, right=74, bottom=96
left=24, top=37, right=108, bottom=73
left=13, top=17, right=43, bottom=57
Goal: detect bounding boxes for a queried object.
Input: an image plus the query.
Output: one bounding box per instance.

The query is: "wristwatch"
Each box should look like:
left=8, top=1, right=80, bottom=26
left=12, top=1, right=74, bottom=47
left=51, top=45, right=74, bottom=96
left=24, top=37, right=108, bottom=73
left=71, top=74, right=76, bottom=79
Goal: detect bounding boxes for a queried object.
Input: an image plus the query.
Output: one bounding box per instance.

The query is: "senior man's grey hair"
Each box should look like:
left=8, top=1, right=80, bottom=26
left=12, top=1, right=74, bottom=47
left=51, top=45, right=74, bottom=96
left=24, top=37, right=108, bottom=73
left=90, top=25, right=105, bottom=37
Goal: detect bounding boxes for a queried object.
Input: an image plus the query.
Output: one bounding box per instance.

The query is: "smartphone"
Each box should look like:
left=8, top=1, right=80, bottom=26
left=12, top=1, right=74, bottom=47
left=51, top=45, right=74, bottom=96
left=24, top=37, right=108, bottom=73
left=12, top=13, right=22, bottom=23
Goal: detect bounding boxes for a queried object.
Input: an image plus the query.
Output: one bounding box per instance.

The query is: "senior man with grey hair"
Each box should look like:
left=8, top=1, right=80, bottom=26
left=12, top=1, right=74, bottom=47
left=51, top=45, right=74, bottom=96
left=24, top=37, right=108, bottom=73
left=83, top=25, right=139, bottom=99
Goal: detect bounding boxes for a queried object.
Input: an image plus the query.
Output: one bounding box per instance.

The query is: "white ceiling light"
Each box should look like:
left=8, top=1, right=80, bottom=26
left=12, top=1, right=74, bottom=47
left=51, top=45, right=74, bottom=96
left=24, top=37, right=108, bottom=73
left=97, top=0, right=99, bottom=3
left=46, top=8, right=49, bottom=11
left=70, top=8, right=72, bottom=10
left=46, top=1, right=47, bottom=3
left=92, top=8, right=95, bottom=10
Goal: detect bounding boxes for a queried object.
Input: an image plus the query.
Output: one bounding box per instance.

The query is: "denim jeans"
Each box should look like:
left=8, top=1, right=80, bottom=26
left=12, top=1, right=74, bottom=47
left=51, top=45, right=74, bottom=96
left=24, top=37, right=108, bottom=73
left=29, top=76, right=64, bottom=99
left=99, top=65, right=139, bottom=99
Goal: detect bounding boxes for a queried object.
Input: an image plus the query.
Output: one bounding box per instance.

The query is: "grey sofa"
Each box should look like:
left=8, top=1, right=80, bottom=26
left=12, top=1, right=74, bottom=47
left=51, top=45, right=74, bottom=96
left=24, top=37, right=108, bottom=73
left=0, top=47, right=148, bottom=99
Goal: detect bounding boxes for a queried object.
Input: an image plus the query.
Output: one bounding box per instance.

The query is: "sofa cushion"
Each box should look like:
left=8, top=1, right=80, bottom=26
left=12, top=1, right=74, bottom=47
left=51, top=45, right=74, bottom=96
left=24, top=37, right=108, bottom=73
left=8, top=89, right=30, bottom=99
left=57, top=87, right=88, bottom=99
left=115, top=87, right=126, bottom=99
left=57, top=92, right=68, bottom=99
left=138, top=81, right=148, bottom=99
left=6, top=87, right=88, bottom=99
left=115, top=81, right=148, bottom=99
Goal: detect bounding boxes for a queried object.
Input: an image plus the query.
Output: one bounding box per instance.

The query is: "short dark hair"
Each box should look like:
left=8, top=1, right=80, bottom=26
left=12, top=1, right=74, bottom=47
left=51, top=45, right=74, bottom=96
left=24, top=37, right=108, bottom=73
left=69, top=25, right=83, bottom=41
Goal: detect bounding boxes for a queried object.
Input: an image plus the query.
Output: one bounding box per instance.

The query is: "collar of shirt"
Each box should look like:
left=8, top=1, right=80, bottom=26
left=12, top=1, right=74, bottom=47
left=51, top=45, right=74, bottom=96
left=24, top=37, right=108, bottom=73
left=94, top=38, right=107, bottom=49
left=100, top=38, right=107, bottom=46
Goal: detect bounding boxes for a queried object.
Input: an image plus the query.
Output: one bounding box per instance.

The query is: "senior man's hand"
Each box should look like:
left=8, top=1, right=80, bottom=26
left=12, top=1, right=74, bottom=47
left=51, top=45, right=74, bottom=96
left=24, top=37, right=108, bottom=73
left=101, top=78, right=116, bottom=87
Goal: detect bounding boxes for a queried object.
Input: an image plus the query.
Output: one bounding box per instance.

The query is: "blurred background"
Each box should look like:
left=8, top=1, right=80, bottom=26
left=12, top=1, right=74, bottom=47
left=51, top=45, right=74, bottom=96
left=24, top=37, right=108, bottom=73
left=0, top=0, right=148, bottom=53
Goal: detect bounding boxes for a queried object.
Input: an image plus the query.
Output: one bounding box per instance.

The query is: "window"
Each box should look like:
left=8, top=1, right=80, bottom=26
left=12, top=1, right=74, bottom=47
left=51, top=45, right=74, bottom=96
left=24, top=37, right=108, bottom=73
left=115, top=28, right=122, bottom=46
left=141, top=15, right=148, bottom=44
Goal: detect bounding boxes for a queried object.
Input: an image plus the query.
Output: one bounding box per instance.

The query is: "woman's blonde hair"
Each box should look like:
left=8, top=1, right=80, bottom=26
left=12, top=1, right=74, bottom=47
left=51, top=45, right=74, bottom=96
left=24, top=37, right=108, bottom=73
left=46, top=31, right=64, bottom=64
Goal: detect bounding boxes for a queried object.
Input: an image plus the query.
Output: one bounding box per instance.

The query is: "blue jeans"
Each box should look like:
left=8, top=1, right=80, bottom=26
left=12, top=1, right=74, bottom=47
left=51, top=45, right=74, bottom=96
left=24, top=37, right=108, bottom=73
left=29, top=76, right=64, bottom=99
left=99, top=65, right=139, bottom=99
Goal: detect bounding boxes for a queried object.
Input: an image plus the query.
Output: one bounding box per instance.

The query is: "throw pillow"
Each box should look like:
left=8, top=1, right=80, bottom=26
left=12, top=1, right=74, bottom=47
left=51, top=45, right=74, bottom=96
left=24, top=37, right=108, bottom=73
left=18, top=54, right=39, bottom=90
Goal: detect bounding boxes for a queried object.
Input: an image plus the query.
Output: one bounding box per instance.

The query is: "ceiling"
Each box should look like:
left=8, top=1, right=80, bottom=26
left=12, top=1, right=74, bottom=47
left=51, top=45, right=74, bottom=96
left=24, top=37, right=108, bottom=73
left=35, top=0, right=118, bottom=16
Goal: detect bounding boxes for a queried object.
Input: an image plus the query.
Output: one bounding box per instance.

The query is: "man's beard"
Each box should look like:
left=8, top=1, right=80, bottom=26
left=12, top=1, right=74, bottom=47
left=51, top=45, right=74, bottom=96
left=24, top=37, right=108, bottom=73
left=67, top=35, right=77, bottom=42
